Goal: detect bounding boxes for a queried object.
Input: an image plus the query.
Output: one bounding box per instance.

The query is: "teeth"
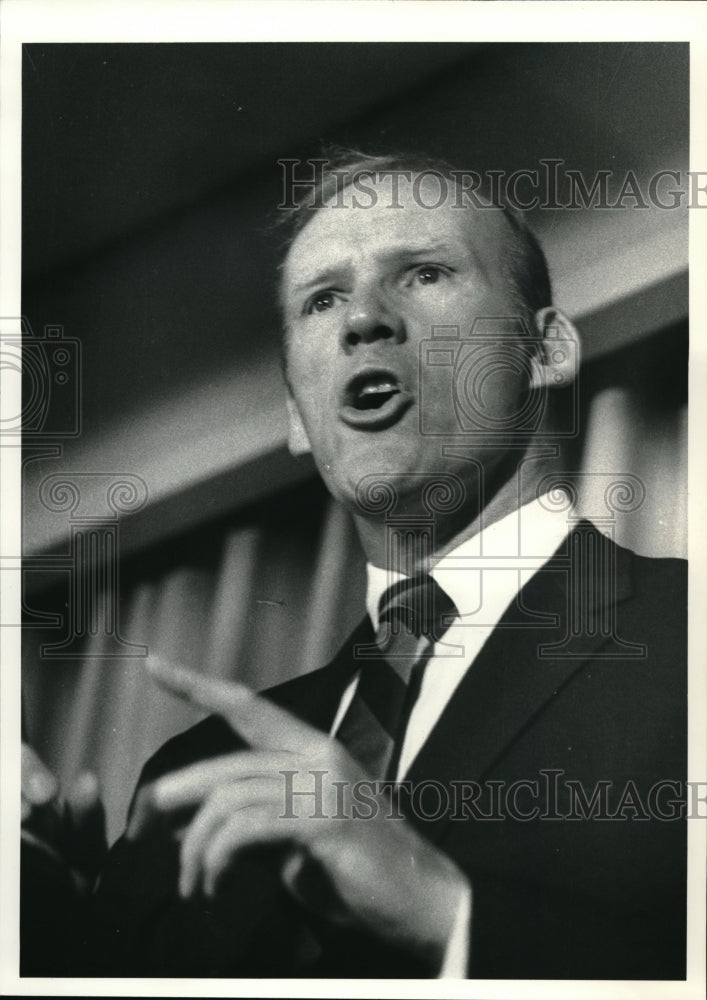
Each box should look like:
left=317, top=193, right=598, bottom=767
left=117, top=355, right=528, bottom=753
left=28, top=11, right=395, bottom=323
left=349, top=373, right=402, bottom=412
left=359, top=380, right=398, bottom=398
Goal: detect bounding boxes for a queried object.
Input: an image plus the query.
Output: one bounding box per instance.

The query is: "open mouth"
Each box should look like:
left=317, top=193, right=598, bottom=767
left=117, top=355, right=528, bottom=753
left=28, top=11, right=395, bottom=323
left=351, top=373, right=400, bottom=410
left=340, top=370, right=412, bottom=429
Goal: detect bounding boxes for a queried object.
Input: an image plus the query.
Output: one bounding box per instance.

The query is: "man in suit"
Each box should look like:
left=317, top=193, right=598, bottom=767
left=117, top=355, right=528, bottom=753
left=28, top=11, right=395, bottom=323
left=21, top=151, right=687, bottom=979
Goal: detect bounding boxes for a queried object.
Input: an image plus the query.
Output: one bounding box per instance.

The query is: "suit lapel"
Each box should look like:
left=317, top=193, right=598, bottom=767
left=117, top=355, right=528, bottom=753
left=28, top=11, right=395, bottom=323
left=267, top=616, right=373, bottom=732
left=403, top=523, right=635, bottom=838
left=266, top=523, right=635, bottom=841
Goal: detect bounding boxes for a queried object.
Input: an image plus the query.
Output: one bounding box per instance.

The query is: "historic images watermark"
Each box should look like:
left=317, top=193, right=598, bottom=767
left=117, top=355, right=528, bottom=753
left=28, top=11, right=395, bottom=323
left=418, top=318, right=579, bottom=439
left=279, top=158, right=707, bottom=211
left=0, top=317, right=82, bottom=440
left=278, top=769, right=706, bottom=823
left=1, top=316, right=148, bottom=658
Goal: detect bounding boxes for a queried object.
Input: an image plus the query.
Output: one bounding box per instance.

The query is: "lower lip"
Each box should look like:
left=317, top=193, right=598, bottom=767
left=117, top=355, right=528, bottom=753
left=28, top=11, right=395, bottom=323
left=339, top=392, right=413, bottom=430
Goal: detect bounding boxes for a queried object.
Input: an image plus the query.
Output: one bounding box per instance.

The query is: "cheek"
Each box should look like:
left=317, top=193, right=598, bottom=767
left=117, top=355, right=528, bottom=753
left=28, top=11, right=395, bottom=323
left=456, top=346, right=533, bottom=430
left=436, top=285, right=528, bottom=334
left=286, top=347, right=327, bottom=403
left=286, top=364, right=340, bottom=457
left=286, top=323, right=337, bottom=381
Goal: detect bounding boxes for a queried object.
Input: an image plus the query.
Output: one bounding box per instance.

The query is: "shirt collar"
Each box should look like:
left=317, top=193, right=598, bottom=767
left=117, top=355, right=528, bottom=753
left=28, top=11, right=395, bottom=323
left=365, top=491, right=573, bottom=629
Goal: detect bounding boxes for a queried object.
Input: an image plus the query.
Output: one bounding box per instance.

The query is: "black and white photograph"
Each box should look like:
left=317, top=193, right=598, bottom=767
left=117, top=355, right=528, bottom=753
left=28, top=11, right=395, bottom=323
left=1, top=1, right=705, bottom=995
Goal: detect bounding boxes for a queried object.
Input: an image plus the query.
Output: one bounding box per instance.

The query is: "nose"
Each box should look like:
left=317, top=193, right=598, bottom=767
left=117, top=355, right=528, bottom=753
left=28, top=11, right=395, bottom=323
left=342, top=287, right=405, bottom=350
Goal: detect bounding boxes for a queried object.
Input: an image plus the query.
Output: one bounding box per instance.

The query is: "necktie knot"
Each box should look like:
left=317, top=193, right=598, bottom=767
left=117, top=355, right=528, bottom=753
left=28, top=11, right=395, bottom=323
left=377, top=574, right=458, bottom=652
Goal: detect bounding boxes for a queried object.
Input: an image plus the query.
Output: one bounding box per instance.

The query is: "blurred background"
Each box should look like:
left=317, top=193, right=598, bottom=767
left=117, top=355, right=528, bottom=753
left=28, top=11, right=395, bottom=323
left=20, top=42, right=688, bottom=841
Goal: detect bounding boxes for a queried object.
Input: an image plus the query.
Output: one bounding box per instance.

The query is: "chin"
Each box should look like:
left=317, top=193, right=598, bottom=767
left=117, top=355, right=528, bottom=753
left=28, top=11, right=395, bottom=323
left=323, top=438, right=469, bottom=518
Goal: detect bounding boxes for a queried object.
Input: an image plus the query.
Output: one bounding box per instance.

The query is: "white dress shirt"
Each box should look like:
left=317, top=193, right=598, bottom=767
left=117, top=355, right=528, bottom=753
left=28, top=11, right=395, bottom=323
left=329, top=492, right=573, bottom=977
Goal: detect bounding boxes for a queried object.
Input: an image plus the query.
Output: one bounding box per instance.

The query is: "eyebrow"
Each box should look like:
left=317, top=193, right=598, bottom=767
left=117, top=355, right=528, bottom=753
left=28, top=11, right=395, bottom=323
left=292, top=268, right=343, bottom=295
left=290, top=243, right=457, bottom=294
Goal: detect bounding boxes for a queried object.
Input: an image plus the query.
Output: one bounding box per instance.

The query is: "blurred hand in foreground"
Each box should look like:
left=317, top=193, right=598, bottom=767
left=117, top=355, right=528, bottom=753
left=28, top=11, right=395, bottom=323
left=128, top=657, right=469, bottom=970
left=21, top=742, right=107, bottom=888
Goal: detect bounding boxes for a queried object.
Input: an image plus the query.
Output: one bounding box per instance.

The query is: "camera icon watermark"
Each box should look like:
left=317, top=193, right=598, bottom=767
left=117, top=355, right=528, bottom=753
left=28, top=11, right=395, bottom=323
left=419, top=317, right=579, bottom=439
left=0, top=317, right=81, bottom=438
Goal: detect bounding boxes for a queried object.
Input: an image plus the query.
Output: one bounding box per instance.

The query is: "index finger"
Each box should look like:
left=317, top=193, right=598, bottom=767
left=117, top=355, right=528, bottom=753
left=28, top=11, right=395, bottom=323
left=146, top=656, right=325, bottom=753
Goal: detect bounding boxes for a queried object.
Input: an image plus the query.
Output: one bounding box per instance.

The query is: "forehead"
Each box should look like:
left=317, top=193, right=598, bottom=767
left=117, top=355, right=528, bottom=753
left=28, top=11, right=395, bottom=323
left=282, top=173, right=510, bottom=294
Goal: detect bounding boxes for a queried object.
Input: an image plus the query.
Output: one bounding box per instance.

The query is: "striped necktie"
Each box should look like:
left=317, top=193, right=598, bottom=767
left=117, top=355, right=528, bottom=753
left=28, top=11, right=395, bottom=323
left=335, top=574, right=458, bottom=780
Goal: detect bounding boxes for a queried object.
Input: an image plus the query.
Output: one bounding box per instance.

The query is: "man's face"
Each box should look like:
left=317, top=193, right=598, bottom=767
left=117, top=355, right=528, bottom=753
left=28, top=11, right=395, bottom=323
left=281, top=175, right=536, bottom=510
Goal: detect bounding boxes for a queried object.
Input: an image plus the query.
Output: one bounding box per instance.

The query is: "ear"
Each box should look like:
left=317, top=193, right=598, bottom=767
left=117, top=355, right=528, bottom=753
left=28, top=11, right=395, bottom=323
left=285, top=391, right=312, bottom=456
left=530, top=306, right=581, bottom=390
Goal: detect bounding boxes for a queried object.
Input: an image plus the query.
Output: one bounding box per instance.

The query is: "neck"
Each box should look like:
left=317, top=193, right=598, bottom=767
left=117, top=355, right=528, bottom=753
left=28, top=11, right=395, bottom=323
left=352, top=449, right=558, bottom=571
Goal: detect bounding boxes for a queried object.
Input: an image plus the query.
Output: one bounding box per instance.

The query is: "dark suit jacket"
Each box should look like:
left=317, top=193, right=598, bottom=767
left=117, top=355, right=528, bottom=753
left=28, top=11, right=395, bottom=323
left=87, top=522, right=687, bottom=979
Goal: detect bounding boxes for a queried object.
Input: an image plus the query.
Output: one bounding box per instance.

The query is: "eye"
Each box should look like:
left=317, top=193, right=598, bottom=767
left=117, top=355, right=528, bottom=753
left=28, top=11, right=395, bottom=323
left=416, top=265, right=441, bottom=285
left=408, top=263, right=451, bottom=287
left=306, top=291, right=338, bottom=315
